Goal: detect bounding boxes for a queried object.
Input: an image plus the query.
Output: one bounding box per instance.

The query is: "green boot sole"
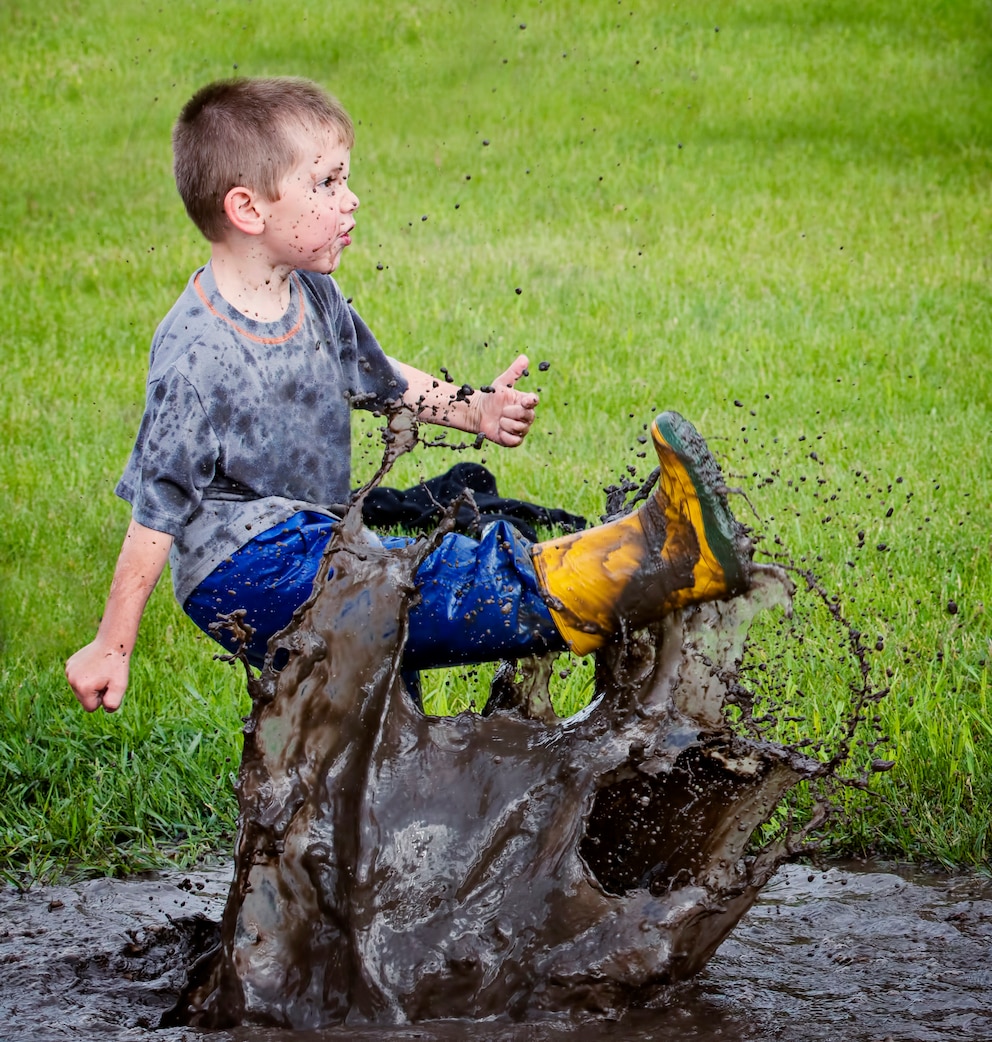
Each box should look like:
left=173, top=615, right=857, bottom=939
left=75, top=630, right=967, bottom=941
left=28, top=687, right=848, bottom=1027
left=651, top=411, right=752, bottom=603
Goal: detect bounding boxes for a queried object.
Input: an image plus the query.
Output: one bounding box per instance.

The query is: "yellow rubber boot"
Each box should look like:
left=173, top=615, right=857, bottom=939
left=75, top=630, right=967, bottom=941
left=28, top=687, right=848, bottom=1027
left=531, top=411, right=752, bottom=655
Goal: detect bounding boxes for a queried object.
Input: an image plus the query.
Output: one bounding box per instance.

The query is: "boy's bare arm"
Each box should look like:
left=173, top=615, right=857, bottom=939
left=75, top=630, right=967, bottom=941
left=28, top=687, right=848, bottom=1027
left=396, top=355, right=539, bottom=448
left=65, top=519, right=174, bottom=713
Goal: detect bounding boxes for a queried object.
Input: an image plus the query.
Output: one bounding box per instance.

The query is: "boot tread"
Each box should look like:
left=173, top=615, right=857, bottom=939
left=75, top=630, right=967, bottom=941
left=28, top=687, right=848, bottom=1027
left=651, top=411, right=751, bottom=597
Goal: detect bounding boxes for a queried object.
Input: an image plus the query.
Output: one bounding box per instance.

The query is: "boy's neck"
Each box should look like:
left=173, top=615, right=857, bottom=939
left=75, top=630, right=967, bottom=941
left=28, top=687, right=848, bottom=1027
left=209, top=243, right=295, bottom=322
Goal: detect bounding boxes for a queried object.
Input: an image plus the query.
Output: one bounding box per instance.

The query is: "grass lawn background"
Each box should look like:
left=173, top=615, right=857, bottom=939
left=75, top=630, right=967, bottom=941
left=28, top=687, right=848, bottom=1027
left=1, top=0, right=989, bottom=877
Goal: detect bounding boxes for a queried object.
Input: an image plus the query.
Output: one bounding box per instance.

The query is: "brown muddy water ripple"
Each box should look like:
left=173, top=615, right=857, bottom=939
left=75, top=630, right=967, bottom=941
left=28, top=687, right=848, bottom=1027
left=2, top=860, right=991, bottom=1041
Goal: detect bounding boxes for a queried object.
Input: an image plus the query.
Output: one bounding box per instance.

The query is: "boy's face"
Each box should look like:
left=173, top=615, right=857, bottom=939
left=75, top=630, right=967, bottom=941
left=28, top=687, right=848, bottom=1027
left=261, top=128, right=359, bottom=275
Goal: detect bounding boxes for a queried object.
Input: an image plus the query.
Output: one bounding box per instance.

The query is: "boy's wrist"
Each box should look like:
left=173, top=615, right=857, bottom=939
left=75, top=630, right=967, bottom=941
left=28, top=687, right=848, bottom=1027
left=92, top=629, right=135, bottom=660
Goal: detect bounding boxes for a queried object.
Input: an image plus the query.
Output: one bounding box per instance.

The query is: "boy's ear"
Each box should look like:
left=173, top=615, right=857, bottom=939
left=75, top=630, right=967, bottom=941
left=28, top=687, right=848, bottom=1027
left=223, top=186, right=266, bottom=236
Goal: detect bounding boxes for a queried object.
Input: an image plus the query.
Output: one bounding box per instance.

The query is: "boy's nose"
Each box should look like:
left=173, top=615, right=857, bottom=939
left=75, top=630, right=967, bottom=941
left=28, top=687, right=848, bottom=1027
left=345, top=188, right=359, bottom=211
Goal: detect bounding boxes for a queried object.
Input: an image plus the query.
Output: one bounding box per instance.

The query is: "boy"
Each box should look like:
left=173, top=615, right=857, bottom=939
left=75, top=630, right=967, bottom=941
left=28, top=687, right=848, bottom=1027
left=66, top=77, right=751, bottom=713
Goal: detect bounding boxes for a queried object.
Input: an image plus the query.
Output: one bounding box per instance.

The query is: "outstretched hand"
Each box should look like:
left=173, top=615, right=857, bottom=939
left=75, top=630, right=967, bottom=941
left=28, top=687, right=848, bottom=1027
left=476, top=354, right=539, bottom=447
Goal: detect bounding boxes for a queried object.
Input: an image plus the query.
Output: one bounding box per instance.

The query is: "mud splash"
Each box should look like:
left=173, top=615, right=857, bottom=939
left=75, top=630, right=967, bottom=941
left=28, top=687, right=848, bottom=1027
left=161, top=489, right=837, bottom=1029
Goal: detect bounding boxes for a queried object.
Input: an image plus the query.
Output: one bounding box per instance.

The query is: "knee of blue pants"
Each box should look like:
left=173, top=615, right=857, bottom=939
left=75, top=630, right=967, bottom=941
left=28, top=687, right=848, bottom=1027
left=183, top=512, right=330, bottom=669
left=184, top=516, right=564, bottom=672
left=395, top=521, right=564, bottom=670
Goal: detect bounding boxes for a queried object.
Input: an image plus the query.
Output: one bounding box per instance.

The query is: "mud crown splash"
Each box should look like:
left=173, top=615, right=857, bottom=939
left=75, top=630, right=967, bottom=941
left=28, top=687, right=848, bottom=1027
left=168, top=497, right=829, bottom=1027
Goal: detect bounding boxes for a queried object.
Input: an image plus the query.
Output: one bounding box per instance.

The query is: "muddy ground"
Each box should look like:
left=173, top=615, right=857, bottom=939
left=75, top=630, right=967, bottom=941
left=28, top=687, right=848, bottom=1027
left=2, top=860, right=990, bottom=1042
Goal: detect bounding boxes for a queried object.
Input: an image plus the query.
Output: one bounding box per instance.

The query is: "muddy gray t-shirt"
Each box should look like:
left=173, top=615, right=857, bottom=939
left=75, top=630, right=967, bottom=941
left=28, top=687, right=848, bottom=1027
left=117, top=263, right=406, bottom=604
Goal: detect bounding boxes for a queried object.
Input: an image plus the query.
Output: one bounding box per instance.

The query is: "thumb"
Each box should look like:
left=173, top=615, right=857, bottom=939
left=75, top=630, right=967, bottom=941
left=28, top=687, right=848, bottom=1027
left=494, top=354, right=530, bottom=389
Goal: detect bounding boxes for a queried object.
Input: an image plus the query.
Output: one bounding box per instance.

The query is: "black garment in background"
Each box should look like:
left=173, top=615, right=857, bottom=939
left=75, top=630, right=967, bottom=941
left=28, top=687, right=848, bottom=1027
left=361, top=462, right=588, bottom=543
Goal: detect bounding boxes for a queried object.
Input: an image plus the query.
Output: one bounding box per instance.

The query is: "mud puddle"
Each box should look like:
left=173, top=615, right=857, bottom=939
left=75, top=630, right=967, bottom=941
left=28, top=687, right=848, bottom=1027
left=18, top=415, right=985, bottom=1038
left=2, top=860, right=990, bottom=1041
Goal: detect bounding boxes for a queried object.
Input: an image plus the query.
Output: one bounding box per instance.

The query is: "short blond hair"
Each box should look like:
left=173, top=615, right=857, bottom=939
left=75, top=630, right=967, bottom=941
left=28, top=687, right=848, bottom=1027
left=173, top=77, right=355, bottom=242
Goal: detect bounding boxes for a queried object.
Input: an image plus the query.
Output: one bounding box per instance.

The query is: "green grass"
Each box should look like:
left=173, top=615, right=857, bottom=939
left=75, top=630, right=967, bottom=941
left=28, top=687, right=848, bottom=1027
left=1, top=0, right=990, bottom=878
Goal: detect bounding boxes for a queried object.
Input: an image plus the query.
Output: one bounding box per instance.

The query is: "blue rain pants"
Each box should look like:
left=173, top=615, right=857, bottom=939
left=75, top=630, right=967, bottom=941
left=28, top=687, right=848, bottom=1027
left=183, top=511, right=565, bottom=672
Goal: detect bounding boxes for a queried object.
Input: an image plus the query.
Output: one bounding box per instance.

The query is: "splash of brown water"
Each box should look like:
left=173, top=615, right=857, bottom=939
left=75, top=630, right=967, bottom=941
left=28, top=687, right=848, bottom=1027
left=167, top=488, right=831, bottom=1028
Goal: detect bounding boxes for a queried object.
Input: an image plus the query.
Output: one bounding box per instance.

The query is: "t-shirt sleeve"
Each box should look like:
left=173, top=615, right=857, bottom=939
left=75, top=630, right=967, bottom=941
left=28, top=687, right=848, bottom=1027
left=116, top=367, right=221, bottom=538
left=349, top=303, right=407, bottom=407
left=297, top=271, right=407, bottom=409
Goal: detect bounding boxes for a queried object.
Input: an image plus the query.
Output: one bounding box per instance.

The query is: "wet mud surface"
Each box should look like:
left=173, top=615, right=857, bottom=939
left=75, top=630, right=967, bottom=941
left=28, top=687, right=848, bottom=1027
left=2, top=860, right=990, bottom=1041
left=5, top=512, right=990, bottom=1037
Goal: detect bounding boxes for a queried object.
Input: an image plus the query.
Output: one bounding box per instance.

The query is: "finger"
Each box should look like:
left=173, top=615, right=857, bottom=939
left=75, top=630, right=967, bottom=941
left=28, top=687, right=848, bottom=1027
left=501, top=394, right=539, bottom=418
left=496, top=418, right=533, bottom=446
left=75, top=683, right=106, bottom=714
left=494, top=354, right=530, bottom=389
left=502, top=413, right=533, bottom=434
left=67, top=663, right=99, bottom=713
left=499, top=405, right=533, bottom=424
left=99, top=677, right=126, bottom=713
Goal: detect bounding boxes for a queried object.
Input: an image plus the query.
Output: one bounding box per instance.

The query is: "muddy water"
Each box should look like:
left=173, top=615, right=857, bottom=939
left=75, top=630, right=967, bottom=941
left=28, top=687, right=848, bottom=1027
left=160, top=492, right=842, bottom=1029
left=2, top=860, right=991, bottom=1041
